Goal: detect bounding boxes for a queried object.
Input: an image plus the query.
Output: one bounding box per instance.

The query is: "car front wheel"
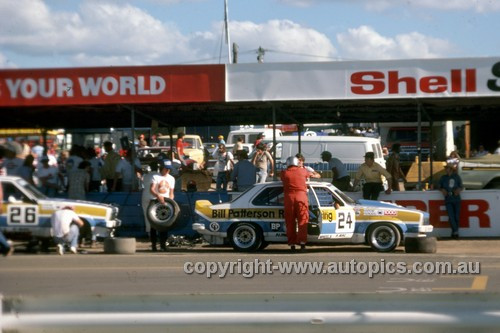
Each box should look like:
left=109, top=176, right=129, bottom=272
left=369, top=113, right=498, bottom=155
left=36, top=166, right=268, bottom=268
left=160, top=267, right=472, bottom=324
left=367, top=223, right=401, bottom=252
left=229, top=223, right=263, bottom=252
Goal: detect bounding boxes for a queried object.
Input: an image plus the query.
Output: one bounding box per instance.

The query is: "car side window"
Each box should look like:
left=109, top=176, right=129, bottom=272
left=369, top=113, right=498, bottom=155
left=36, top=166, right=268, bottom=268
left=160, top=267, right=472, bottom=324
left=312, top=187, right=342, bottom=207
left=252, top=187, right=285, bottom=206
left=2, top=183, right=27, bottom=202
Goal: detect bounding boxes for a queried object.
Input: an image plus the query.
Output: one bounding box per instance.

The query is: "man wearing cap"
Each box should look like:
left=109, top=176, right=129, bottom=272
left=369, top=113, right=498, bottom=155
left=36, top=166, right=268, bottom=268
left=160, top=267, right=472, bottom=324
left=320, top=151, right=350, bottom=191
left=148, top=159, right=175, bottom=251
left=35, top=156, right=61, bottom=197
left=280, top=156, right=310, bottom=252
left=50, top=206, right=85, bottom=255
left=352, top=152, right=392, bottom=200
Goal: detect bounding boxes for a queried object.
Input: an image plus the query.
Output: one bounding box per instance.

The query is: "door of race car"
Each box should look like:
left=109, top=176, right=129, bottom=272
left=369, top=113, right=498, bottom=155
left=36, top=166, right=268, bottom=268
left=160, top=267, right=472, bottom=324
left=308, top=185, right=356, bottom=239
left=1, top=180, right=42, bottom=235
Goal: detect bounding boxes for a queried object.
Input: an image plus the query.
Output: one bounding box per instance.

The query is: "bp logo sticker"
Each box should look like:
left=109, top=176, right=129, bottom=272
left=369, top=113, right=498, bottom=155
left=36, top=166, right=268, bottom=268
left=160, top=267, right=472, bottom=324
left=209, top=222, right=220, bottom=232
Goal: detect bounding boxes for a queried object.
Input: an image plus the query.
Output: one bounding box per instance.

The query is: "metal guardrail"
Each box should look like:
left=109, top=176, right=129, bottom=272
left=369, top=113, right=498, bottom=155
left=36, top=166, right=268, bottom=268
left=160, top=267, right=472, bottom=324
left=2, top=293, right=500, bottom=333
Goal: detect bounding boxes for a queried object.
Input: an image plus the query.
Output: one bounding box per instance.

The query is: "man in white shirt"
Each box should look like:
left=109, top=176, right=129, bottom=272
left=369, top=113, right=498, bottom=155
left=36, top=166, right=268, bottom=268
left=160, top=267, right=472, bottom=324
left=35, top=156, right=60, bottom=197
left=51, top=206, right=84, bottom=255
left=148, top=159, right=176, bottom=251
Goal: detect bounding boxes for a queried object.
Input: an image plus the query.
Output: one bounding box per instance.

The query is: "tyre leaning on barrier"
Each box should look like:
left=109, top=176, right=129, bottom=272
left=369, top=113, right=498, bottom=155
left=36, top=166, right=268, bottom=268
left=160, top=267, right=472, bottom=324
left=404, top=237, right=437, bottom=253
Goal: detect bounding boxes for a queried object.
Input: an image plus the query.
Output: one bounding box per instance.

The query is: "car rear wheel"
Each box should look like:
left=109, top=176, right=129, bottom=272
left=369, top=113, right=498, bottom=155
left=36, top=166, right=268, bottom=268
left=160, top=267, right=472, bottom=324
left=367, top=223, right=401, bottom=252
left=229, top=223, right=263, bottom=252
left=147, top=198, right=180, bottom=232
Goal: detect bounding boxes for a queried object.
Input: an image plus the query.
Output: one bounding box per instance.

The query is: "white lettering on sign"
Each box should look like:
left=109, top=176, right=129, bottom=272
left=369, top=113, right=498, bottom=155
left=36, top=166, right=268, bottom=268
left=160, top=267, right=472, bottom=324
left=78, top=76, right=166, bottom=97
left=6, top=78, right=73, bottom=99
left=4, top=76, right=166, bottom=99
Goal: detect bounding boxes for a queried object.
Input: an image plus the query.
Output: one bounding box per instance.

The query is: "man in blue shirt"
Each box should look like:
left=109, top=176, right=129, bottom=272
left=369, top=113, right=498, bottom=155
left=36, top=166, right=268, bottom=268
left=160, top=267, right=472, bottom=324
left=231, top=150, right=257, bottom=192
left=439, top=163, right=463, bottom=239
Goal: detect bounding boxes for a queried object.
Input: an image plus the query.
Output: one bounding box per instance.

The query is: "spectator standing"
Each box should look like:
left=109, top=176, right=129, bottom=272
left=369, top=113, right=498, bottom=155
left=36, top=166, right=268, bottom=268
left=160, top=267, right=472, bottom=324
left=176, top=132, right=187, bottom=165
left=66, top=145, right=84, bottom=176
left=138, top=134, right=148, bottom=148
left=231, top=150, right=257, bottom=192
left=18, top=154, right=35, bottom=185
left=148, top=159, right=176, bottom=251
left=232, top=137, right=244, bottom=155
left=296, top=153, right=321, bottom=179
left=218, top=135, right=226, bottom=145
left=0, top=142, right=23, bottom=176
left=141, top=161, right=160, bottom=251
left=114, top=150, right=142, bottom=192
left=280, top=156, right=310, bottom=252
left=320, top=151, right=350, bottom=191
left=252, top=143, right=274, bottom=183
left=439, top=163, right=463, bottom=239
left=386, top=144, right=407, bottom=191
left=212, top=144, right=234, bottom=191
left=88, top=147, right=103, bottom=192
left=253, top=133, right=265, bottom=150
left=446, top=151, right=460, bottom=170
left=68, top=161, right=90, bottom=200
left=36, top=156, right=60, bottom=197
left=474, top=145, right=488, bottom=157
left=352, top=152, right=392, bottom=200
left=101, top=141, right=121, bottom=192
left=51, top=206, right=84, bottom=255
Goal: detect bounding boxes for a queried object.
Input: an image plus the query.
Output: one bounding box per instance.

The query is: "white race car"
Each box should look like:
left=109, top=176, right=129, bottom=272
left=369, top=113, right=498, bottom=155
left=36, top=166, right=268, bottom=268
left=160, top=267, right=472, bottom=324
left=193, top=181, right=434, bottom=252
left=1, top=176, right=121, bottom=249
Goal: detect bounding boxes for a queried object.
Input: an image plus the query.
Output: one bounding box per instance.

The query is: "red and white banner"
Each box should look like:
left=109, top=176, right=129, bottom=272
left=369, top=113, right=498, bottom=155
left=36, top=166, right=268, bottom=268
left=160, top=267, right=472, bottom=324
left=0, top=64, right=225, bottom=106
left=227, top=57, right=500, bottom=101
left=347, top=190, right=500, bottom=237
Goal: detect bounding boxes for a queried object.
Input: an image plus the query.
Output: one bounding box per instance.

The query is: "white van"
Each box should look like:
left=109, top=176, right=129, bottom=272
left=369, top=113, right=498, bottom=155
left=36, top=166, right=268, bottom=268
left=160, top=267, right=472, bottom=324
left=263, top=135, right=385, bottom=179
left=226, top=128, right=282, bottom=148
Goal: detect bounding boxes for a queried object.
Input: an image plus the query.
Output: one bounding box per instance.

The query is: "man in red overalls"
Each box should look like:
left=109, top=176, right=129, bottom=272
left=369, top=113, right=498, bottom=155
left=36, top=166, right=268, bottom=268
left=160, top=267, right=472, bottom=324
left=280, top=156, right=310, bottom=252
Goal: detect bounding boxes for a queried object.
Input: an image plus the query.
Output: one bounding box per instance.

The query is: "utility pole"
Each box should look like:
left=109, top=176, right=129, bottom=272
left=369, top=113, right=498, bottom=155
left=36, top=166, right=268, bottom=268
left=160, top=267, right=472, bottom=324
left=224, top=0, right=232, bottom=63
left=257, top=46, right=265, bottom=63
left=232, top=42, right=239, bottom=64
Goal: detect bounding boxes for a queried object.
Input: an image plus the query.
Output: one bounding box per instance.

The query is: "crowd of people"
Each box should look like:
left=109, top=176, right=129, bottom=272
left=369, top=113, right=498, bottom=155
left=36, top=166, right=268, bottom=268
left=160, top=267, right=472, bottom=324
left=3, top=131, right=499, bottom=255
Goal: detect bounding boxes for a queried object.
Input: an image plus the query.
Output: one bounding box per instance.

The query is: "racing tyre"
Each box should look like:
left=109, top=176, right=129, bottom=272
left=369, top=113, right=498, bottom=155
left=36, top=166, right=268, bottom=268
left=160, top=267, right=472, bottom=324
left=147, top=198, right=180, bottom=232
left=367, top=223, right=401, bottom=252
left=229, top=223, right=263, bottom=252
left=405, top=237, right=437, bottom=254
left=103, top=237, right=136, bottom=254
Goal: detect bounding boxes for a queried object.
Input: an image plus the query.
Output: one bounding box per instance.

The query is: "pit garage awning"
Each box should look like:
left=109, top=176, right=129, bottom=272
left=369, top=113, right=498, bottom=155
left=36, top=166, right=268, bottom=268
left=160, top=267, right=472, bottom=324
left=0, top=57, right=499, bottom=128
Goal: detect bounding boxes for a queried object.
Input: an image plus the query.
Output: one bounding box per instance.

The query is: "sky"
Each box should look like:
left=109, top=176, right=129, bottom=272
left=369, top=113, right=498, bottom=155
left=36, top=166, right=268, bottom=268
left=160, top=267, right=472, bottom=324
left=0, top=0, right=499, bottom=69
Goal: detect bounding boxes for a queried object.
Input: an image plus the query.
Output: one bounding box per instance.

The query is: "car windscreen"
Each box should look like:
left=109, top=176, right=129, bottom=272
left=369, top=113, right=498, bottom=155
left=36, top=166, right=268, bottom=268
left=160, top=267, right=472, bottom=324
left=18, top=179, right=48, bottom=200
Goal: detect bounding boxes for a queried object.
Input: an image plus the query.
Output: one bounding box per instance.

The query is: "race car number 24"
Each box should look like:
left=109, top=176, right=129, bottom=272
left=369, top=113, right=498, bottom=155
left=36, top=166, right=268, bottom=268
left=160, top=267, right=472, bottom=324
left=7, top=205, right=38, bottom=225
left=337, top=211, right=353, bottom=230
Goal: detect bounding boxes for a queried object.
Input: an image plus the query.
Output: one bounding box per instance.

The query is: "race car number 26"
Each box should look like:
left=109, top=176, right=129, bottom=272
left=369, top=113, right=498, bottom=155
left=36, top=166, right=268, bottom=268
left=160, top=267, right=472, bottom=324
left=7, top=205, right=38, bottom=225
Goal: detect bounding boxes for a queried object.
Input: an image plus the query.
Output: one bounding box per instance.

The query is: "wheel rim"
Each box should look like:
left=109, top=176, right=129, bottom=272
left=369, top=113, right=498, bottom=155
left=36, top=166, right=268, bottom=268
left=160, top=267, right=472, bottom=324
left=154, top=203, right=174, bottom=222
left=233, top=225, right=257, bottom=249
left=370, top=225, right=396, bottom=250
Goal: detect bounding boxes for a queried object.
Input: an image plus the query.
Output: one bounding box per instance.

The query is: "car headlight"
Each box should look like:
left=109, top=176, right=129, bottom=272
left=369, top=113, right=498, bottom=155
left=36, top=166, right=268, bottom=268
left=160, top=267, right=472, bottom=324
left=423, top=212, right=430, bottom=225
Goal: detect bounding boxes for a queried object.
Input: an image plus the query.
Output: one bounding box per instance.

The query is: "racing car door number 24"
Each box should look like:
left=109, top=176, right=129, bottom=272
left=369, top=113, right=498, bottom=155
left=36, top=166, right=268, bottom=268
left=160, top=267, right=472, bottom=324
left=337, top=211, right=353, bottom=231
